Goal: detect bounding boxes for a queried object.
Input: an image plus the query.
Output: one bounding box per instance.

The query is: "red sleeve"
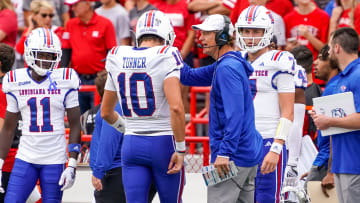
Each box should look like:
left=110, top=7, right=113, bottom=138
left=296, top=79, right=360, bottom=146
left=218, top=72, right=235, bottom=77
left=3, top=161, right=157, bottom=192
left=15, top=28, right=28, bottom=55
left=354, top=4, right=360, bottom=36
left=0, top=10, right=17, bottom=36
left=230, top=0, right=249, bottom=24
left=104, top=21, right=117, bottom=50
left=0, top=85, right=7, bottom=119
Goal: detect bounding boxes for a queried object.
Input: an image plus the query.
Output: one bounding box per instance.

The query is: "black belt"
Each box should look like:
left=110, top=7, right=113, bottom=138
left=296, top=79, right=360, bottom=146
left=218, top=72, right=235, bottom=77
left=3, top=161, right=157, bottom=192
left=79, top=74, right=97, bottom=80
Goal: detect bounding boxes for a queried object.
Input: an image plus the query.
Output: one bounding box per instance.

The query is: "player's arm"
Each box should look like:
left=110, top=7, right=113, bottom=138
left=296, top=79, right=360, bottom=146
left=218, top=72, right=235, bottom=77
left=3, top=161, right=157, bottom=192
left=101, top=90, right=125, bottom=133
left=66, top=106, right=81, bottom=160
left=0, top=111, right=19, bottom=159
left=164, top=77, right=185, bottom=174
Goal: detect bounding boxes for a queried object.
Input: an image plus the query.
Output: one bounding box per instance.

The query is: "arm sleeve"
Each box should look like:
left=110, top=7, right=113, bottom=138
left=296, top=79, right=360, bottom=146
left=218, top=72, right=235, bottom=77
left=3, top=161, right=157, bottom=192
left=0, top=89, right=7, bottom=118
left=180, top=62, right=215, bottom=86
left=216, top=64, right=246, bottom=156
left=287, top=103, right=306, bottom=165
left=6, top=94, right=19, bottom=113
left=273, top=73, right=295, bottom=93
left=104, top=72, right=117, bottom=91
left=64, top=90, right=79, bottom=108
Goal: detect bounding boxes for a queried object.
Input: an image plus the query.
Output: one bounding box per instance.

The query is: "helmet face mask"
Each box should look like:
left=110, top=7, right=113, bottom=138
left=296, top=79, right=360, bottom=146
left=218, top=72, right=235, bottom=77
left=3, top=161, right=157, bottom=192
left=235, top=5, right=274, bottom=53
left=25, top=28, right=62, bottom=76
left=135, top=10, right=176, bottom=47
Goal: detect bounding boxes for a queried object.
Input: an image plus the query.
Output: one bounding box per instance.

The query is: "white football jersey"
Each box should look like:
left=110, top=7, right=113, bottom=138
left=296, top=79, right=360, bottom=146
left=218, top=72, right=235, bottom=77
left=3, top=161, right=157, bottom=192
left=105, top=45, right=183, bottom=136
left=294, top=64, right=308, bottom=89
left=245, top=50, right=295, bottom=139
left=2, top=68, right=80, bottom=164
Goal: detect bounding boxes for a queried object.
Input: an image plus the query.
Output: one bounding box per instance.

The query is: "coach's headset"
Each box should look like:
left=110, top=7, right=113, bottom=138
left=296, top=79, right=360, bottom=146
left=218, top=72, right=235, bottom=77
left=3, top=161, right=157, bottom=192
left=215, top=15, right=231, bottom=47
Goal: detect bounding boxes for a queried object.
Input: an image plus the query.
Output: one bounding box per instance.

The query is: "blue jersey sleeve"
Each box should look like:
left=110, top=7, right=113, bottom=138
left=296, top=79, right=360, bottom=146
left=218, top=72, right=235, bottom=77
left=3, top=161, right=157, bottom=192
left=215, top=64, right=246, bottom=157
left=180, top=62, right=215, bottom=86
left=89, top=110, right=102, bottom=171
left=92, top=104, right=124, bottom=179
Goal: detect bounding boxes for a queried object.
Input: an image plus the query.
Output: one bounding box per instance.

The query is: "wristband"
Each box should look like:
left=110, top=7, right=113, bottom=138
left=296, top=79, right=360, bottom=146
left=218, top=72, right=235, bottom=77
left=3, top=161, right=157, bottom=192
left=110, top=112, right=125, bottom=133
left=68, top=143, right=81, bottom=153
left=68, top=157, right=77, bottom=168
left=274, top=117, right=293, bottom=141
left=175, top=141, right=186, bottom=154
left=270, top=142, right=283, bottom=155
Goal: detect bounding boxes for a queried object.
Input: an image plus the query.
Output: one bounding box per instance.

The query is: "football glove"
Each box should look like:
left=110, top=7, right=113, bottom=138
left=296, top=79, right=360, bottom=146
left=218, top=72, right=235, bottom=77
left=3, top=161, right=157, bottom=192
left=58, top=158, right=77, bottom=191
left=283, top=164, right=298, bottom=187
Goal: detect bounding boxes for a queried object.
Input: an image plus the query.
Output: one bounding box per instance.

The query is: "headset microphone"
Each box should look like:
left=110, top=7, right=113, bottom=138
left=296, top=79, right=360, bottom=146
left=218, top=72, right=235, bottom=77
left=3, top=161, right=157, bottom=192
left=197, top=44, right=219, bottom=48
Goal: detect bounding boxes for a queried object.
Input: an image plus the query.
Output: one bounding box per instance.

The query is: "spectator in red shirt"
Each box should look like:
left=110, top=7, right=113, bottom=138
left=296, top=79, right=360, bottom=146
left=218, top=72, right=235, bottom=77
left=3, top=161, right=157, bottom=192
left=154, top=0, right=195, bottom=112
left=328, top=0, right=358, bottom=39
left=284, top=0, right=329, bottom=85
left=16, top=0, right=64, bottom=55
left=0, top=0, right=18, bottom=47
left=61, top=0, right=117, bottom=113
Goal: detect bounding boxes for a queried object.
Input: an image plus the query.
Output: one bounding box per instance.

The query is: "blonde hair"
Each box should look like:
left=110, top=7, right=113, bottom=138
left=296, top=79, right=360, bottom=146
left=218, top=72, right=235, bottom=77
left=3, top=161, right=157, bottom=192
left=0, top=0, right=14, bottom=11
left=30, top=0, right=53, bottom=14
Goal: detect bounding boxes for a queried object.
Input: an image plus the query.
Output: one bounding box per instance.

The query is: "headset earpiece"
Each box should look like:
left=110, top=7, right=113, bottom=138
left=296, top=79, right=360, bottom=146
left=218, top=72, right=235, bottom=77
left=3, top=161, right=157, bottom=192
left=215, top=15, right=231, bottom=46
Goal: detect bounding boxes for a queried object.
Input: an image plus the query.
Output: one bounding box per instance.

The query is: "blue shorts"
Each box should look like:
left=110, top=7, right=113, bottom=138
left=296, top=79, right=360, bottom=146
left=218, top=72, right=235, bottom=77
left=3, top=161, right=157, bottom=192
left=255, top=138, right=287, bottom=203
left=121, top=135, right=185, bottom=203
left=5, top=158, right=64, bottom=203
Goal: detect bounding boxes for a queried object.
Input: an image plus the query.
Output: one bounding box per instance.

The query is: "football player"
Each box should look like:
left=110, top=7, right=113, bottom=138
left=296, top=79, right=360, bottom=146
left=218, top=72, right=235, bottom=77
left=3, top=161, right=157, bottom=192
left=236, top=5, right=295, bottom=203
left=101, top=10, right=185, bottom=203
left=0, top=28, right=81, bottom=202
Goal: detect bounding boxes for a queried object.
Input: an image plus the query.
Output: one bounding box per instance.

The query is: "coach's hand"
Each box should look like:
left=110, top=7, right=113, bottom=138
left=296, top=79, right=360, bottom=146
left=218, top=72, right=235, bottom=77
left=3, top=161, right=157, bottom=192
left=261, top=152, right=279, bottom=174
left=167, top=152, right=184, bottom=174
left=92, top=175, right=103, bottom=191
left=321, top=172, right=335, bottom=197
left=214, top=156, right=230, bottom=178
left=59, top=158, right=77, bottom=191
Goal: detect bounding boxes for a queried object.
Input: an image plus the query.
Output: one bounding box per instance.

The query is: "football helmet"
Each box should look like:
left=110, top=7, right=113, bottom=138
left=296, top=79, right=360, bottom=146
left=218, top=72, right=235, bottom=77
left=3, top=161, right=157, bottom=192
left=280, top=186, right=311, bottom=203
left=24, top=28, right=62, bottom=76
left=135, top=10, right=176, bottom=47
left=235, top=5, right=274, bottom=53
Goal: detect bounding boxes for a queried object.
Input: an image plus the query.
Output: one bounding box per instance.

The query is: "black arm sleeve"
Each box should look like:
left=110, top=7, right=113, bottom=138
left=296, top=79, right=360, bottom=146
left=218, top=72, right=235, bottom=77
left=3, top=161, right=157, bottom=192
left=60, top=48, right=72, bottom=68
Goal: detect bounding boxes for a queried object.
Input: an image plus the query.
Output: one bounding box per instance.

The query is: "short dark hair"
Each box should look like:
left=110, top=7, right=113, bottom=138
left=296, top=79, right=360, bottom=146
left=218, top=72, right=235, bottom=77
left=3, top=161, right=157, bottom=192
left=138, top=34, right=164, bottom=46
left=318, top=44, right=329, bottom=61
left=331, top=27, right=359, bottom=54
left=290, top=45, right=313, bottom=73
left=0, top=43, right=15, bottom=74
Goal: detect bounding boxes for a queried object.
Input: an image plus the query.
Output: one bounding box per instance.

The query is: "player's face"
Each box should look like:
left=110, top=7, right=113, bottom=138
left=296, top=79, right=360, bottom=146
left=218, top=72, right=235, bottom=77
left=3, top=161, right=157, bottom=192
left=239, top=28, right=265, bottom=47
left=313, top=55, right=331, bottom=80
left=35, top=51, right=56, bottom=70
left=199, top=30, right=217, bottom=57
left=34, top=7, right=54, bottom=28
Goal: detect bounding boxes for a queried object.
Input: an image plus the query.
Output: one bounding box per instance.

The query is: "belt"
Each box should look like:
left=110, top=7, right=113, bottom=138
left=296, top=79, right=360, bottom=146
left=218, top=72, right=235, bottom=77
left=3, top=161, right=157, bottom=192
left=79, top=74, right=97, bottom=80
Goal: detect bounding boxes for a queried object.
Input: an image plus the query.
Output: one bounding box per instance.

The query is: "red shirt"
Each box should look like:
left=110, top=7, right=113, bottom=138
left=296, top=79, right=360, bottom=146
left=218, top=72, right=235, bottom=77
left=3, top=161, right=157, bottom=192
left=0, top=84, right=17, bottom=172
left=337, top=8, right=351, bottom=28
left=230, top=0, right=293, bottom=24
left=154, top=0, right=195, bottom=51
left=62, top=12, right=117, bottom=74
left=284, top=7, right=329, bottom=85
left=0, top=9, right=18, bottom=47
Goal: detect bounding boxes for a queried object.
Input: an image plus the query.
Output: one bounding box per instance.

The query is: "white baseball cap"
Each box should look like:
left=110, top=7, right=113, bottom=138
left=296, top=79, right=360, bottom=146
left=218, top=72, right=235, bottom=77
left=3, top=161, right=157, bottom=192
left=64, top=0, right=97, bottom=5
left=192, top=14, right=234, bottom=36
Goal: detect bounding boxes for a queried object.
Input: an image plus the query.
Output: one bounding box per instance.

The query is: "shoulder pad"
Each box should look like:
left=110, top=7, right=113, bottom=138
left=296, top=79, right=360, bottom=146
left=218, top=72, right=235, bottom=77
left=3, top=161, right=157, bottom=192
left=269, top=50, right=296, bottom=74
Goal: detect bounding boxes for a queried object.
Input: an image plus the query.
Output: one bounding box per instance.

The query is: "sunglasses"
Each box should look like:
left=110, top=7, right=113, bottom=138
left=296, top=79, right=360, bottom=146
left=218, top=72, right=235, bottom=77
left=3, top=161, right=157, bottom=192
left=40, top=13, right=55, bottom=18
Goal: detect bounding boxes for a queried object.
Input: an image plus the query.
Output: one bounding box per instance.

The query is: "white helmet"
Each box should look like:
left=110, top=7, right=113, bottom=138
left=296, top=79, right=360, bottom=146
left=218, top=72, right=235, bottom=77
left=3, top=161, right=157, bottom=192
left=280, top=186, right=311, bottom=203
left=135, top=10, right=176, bottom=47
left=24, top=28, right=62, bottom=76
left=235, top=5, right=274, bottom=53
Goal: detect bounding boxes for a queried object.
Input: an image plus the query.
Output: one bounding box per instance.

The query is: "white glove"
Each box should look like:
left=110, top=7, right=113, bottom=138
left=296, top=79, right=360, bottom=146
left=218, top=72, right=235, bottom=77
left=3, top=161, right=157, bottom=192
left=0, top=159, right=4, bottom=193
left=58, top=158, right=77, bottom=191
left=283, top=164, right=298, bottom=187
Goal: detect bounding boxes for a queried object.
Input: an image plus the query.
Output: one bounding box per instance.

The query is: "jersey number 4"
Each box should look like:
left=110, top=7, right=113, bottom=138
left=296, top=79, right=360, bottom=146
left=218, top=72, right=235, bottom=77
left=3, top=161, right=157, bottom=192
left=118, top=73, right=155, bottom=117
left=27, top=97, right=53, bottom=132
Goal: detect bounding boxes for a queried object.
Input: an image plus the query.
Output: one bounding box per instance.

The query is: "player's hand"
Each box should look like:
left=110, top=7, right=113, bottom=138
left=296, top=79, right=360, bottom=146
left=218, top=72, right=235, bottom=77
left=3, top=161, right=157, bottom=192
left=92, top=175, right=103, bottom=191
left=261, top=151, right=279, bottom=174
left=59, top=166, right=76, bottom=191
left=298, top=25, right=310, bottom=38
left=167, top=152, right=184, bottom=174
left=321, top=172, right=335, bottom=197
left=0, top=170, right=4, bottom=193
left=214, top=156, right=230, bottom=178
left=300, top=171, right=309, bottom=180
left=283, top=164, right=299, bottom=187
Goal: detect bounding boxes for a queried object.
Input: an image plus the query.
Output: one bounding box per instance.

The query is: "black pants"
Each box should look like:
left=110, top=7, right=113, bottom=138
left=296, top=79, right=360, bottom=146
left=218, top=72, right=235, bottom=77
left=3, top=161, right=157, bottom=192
left=94, top=167, right=157, bottom=203
left=0, top=172, right=11, bottom=203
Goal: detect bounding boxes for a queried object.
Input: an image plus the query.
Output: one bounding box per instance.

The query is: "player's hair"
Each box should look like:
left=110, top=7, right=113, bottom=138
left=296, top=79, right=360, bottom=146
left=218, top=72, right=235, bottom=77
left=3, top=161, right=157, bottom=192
left=30, top=0, right=53, bottom=14
left=138, top=34, right=165, bottom=46
left=330, top=27, right=359, bottom=54
left=95, top=71, right=107, bottom=99
left=290, top=45, right=313, bottom=74
left=318, top=44, right=329, bottom=61
left=0, top=43, right=15, bottom=74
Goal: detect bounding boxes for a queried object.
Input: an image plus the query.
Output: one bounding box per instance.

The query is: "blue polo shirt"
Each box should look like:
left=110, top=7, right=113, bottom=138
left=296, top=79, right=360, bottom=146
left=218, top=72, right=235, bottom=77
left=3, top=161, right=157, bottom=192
left=330, top=58, right=360, bottom=174
left=312, top=74, right=340, bottom=168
